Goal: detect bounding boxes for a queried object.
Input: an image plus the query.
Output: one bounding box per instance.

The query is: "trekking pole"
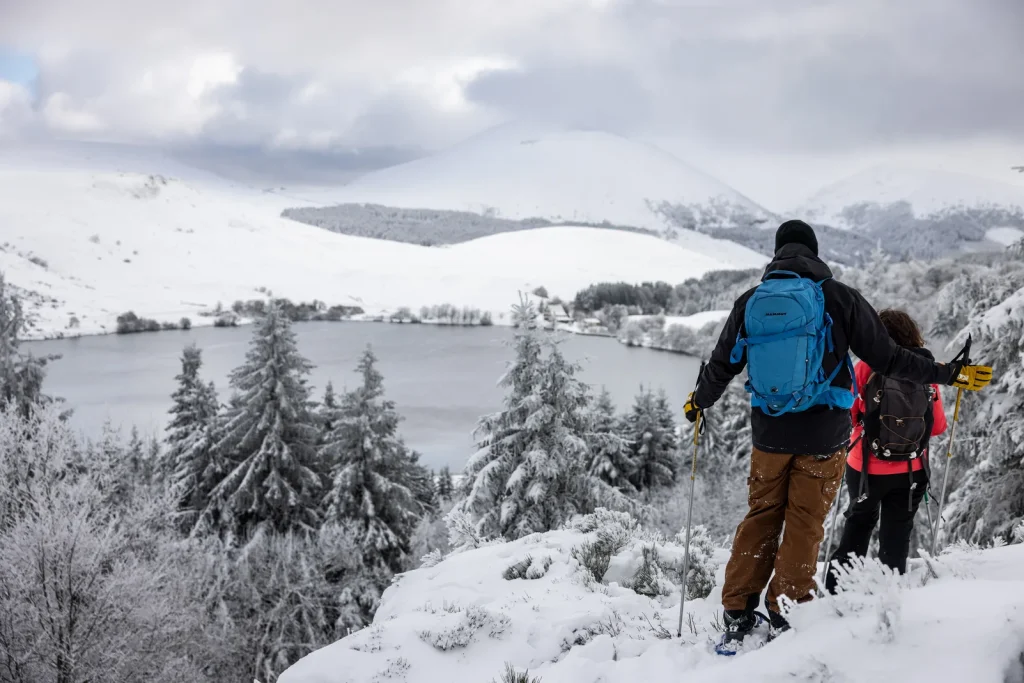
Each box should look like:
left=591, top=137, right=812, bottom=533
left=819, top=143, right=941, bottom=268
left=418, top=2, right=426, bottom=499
left=819, top=468, right=845, bottom=593
left=677, top=362, right=706, bottom=638
left=931, top=335, right=971, bottom=556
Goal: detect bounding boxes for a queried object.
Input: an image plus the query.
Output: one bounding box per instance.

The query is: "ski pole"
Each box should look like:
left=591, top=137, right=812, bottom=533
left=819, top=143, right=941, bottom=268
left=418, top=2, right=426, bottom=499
left=820, top=466, right=845, bottom=593
left=677, top=362, right=706, bottom=638
left=931, top=335, right=971, bottom=556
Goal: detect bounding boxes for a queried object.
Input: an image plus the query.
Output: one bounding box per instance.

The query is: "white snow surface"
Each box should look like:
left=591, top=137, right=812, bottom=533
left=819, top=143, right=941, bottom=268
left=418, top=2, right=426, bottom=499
left=290, top=123, right=773, bottom=235
left=985, top=227, right=1024, bottom=247
left=0, top=158, right=765, bottom=339
left=644, top=310, right=730, bottom=331
left=798, top=165, right=1024, bottom=229
left=281, top=519, right=1024, bottom=683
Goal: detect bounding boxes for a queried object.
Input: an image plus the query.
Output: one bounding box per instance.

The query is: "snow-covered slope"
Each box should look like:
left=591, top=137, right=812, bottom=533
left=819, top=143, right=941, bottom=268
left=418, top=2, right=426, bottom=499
left=0, top=160, right=766, bottom=339
left=798, top=165, right=1024, bottom=230
left=281, top=512, right=1024, bottom=683
left=290, top=123, right=773, bottom=236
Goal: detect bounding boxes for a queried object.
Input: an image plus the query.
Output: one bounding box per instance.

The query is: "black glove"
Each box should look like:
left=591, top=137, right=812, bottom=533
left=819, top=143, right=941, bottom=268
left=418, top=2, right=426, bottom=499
left=684, top=392, right=701, bottom=423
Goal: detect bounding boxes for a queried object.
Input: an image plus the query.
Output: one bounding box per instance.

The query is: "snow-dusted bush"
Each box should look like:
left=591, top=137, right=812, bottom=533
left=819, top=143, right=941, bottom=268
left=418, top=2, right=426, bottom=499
left=418, top=605, right=511, bottom=651
left=493, top=662, right=543, bottom=683
left=829, top=555, right=903, bottom=643
left=675, top=525, right=716, bottom=600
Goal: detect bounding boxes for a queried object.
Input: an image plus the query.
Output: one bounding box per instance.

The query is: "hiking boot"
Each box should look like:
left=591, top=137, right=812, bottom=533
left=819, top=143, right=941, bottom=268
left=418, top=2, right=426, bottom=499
left=716, top=609, right=760, bottom=654
left=764, top=599, right=791, bottom=641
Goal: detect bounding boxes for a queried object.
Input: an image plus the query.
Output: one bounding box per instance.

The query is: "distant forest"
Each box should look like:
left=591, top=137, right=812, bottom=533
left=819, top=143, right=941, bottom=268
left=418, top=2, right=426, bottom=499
left=281, top=203, right=654, bottom=246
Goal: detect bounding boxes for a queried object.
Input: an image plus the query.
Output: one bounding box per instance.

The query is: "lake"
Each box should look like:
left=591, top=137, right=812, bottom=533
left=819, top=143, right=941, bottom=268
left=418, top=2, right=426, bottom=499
left=27, top=323, right=702, bottom=470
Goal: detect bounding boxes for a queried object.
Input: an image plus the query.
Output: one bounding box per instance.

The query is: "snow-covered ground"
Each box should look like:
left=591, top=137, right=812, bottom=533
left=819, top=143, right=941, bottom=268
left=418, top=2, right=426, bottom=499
left=985, top=227, right=1024, bottom=247
left=0, top=159, right=766, bottom=339
left=285, top=123, right=773, bottom=240
left=797, top=165, right=1024, bottom=229
left=634, top=311, right=731, bottom=331
left=281, top=511, right=1024, bottom=683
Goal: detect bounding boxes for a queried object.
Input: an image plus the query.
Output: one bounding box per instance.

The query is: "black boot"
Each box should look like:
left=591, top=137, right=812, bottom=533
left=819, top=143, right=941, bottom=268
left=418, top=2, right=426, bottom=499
left=765, top=597, right=791, bottom=641
left=715, top=609, right=760, bottom=655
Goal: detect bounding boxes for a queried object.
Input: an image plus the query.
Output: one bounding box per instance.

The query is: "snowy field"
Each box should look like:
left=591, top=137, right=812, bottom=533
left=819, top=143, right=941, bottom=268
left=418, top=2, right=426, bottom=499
left=0, top=160, right=766, bottom=340
left=281, top=510, right=1024, bottom=683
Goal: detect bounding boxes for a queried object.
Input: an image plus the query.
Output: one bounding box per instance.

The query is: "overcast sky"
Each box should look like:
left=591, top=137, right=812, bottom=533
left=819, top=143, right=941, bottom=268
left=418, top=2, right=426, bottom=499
left=1, top=0, right=1023, bottom=208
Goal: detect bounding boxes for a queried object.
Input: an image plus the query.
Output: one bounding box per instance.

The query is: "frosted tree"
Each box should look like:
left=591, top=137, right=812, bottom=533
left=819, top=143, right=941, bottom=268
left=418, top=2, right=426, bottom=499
left=587, top=387, right=637, bottom=493
left=624, top=386, right=680, bottom=490
left=436, top=465, right=455, bottom=501
left=318, top=380, right=338, bottom=436
left=0, top=273, right=63, bottom=419
left=126, top=425, right=145, bottom=481
left=322, top=346, right=427, bottom=572
left=200, top=303, right=322, bottom=540
left=943, top=285, right=1024, bottom=544
left=164, top=344, right=221, bottom=528
left=461, top=299, right=603, bottom=540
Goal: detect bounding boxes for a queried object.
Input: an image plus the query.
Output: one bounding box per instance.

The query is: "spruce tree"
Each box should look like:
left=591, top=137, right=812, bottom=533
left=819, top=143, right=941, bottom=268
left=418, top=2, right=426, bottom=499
left=165, top=344, right=220, bottom=527
left=318, top=381, right=338, bottom=436
left=126, top=425, right=144, bottom=480
left=624, top=386, right=680, bottom=490
left=0, top=273, right=62, bottom=419
left=201, top=303, right=321, bottom=539
left=461, top=299, right=600, bottom=540
left=436, top=465, right=455, bottom=501
left=587, top=388, right=638, bottom=493
left=322, top=346, right=426, bottom=571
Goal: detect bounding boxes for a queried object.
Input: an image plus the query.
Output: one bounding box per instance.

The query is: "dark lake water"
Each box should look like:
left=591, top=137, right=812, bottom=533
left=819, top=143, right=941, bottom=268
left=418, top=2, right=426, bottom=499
left=27, top=323, right=702, bottom=470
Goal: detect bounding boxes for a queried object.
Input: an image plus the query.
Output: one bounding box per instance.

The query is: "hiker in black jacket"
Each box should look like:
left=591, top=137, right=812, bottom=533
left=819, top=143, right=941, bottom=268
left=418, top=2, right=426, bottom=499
left=683, top=220, right=993, bottom=649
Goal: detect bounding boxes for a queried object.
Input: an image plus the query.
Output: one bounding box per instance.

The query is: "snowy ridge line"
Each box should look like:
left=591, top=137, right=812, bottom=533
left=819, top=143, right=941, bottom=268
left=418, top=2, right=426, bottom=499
left=280, top=509, right=1024, bottom=683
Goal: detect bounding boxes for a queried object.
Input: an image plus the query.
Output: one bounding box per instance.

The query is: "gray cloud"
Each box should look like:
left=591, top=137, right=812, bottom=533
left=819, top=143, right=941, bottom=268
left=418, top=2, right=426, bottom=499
left=1, top=0, right=1021, bottom=156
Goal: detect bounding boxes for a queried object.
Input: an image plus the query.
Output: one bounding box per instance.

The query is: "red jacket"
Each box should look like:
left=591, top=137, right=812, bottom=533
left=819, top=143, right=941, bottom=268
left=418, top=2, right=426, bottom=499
left=846, top=359, right=948, bottom=474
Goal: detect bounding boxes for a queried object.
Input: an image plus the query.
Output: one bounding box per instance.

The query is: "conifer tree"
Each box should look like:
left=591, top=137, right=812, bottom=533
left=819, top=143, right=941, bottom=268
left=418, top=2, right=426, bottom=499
left=200, top=303, right=321, bottom=539
left=624, top=386, right=680, bottom=490
left=587, top=388, right=638, bottom=493
left=0, top=273, right=63, bottom=419
left=436, top=465, right=455, bottom=501
left=164, top=344, right=221, bottom=527
left=322, top=345, right=427, bottom=572
left=318, top=381, right=338, bottom=436
left=461, top=299, right=601, bottom=540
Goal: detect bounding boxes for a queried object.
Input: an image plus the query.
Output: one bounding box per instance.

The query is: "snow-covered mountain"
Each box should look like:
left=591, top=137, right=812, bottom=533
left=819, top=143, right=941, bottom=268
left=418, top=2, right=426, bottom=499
left=0, top=150, right=767, bottom=339
left=287, top=123, right=774, bottom=239
left=794, top=165, right=1024, bottom=259
left=280, top=510, right=1024, bottom=683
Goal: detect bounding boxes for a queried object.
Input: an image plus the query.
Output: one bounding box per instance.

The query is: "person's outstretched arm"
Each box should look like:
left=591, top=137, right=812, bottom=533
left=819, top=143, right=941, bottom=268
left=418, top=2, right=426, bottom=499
left=843, top=286, right=954, bottom=385
left=693, top=292, right=751, bottom=409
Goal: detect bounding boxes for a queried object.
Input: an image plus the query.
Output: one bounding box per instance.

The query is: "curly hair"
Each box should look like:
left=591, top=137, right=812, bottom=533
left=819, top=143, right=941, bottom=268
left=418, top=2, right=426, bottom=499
left=878, top=308, right=925, bottom=348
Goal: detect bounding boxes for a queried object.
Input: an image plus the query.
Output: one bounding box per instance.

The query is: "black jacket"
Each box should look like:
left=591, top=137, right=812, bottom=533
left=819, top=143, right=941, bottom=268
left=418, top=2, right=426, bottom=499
left=694, top=244, right=955, bottom=455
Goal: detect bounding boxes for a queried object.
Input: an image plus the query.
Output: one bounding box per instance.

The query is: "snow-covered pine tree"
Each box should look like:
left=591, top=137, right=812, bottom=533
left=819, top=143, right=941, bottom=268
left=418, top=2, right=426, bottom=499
left=461, top=299, right=606, bottom=540
left=624, top=386, right=680, bottom=490
left=322, top=345, right=427, bottom=572
left=0, top=273, right=63, bottom=419
left=318, top=380, right=338, bottom=436
left=164, top=344, right=221, bottom=528
left=587, top=387, right=638, bottom=493
left=943, top=285, right=1024, bottom=544
left=436, top=465, right=455, bottom=501
left=127, top=425, right=144, bottom=480
left=200, top=302, right=321, bottom=540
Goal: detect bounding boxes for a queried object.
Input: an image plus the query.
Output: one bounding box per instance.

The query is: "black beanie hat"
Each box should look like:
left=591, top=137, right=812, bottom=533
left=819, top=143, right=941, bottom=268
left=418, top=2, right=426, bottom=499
left=775, top=220, right=818, bottom=256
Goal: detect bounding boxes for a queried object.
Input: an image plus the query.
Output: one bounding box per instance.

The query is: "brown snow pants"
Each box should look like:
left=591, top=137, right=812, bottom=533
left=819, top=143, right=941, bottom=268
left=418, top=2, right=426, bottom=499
left=721, top=446, right=845, bottom=613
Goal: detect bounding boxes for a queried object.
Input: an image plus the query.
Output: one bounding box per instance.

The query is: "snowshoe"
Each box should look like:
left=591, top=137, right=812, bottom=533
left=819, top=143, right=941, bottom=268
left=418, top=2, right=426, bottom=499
left=714, top=610, right=767, bottom=656
left=765, top=601, right=791, bottom=642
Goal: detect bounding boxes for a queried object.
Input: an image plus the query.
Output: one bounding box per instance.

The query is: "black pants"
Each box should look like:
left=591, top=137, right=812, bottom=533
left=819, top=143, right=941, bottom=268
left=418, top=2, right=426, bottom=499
left=824, top=466, right=928, bottom=593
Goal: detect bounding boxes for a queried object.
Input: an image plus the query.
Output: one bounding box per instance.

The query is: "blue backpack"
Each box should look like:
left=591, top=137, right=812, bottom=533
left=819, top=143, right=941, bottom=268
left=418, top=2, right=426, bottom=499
left=729, top=270, right=856, bottom=416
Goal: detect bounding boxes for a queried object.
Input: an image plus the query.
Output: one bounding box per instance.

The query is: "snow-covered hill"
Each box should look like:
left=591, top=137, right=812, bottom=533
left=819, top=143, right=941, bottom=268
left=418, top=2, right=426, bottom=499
left=281, top=510, right=1024, bottom=683
left=798, top=165, right=1024, bottom=230
left=0, top=159, right=766, bottom=339
left=287, top=123, right=773, bottom=239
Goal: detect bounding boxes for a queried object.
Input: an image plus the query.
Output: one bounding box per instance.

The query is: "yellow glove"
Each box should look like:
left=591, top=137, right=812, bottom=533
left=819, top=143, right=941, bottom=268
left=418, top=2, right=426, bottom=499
left=684, top=392, right=701, bottom=423
left=951, top=363, right=993, bottom=391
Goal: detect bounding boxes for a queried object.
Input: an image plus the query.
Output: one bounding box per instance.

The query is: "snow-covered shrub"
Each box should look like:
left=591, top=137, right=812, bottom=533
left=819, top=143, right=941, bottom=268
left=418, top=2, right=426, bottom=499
left=420, top=548, right=444, bottom=567
left=1013, top=520, right=1024, bottom=544
left=830, top=555, right=903, bottom=643
left=418, top=605, right=511, bottom=651
left=503, top=554, right=554, bottom=580
left=674, top=524, right=716, bottom=599
left=571, top=541, right=612, bottom=582
left=445, top=507, right=500, bottom=554
left=568, top=507, right=638, bottom=536
left=493, top=662, right=543, bottom=683
left=630, top=545, right=674, bottom=597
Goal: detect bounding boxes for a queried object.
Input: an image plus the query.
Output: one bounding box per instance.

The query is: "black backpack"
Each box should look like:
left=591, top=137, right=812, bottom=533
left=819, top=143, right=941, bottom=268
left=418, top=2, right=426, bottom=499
left=861, top=372, right=935, bottom=463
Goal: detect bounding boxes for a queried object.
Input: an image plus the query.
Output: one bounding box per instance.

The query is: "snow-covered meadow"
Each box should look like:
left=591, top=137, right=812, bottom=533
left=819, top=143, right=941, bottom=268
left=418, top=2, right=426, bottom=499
left=282, top=509, right=1024, bottom=683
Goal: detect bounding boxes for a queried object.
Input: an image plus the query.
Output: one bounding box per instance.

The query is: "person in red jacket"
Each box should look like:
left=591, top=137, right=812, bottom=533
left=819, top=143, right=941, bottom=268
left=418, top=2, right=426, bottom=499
left=824, top=309, right=947, bottom=593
